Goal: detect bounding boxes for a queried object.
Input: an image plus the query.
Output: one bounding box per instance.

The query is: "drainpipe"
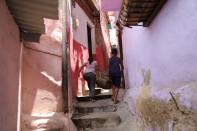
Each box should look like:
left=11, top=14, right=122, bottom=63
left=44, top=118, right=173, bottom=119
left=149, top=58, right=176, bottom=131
left=61, top=0, right=69, bottom=113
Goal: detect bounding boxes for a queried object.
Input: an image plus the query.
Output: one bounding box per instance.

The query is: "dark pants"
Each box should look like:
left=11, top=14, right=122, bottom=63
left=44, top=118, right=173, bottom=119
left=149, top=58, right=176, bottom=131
left=83, top=72, right=96, bottom=98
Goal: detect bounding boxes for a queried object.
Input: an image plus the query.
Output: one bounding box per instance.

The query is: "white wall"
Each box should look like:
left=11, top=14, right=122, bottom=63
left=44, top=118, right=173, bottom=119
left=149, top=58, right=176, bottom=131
left=72, top=3, right=96, bottom=53
left=122, top=0, right=197, bottom=90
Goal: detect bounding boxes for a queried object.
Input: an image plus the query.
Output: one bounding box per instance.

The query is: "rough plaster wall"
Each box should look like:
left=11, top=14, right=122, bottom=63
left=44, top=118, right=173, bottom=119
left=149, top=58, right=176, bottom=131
left=100, top=11, right=112, bottom=58
left=21, top=19, right=63, bottom=116
left=122, top=0, right=197, bottom=130
left=123, top=0, right=197, bottom=90
left=21, top=3, right=76, bottom=130
left=22, top=46, right=62, bottom=115
left=0, top=0, right=21, bottom=130
left=72, top=3, right=96, bottom=54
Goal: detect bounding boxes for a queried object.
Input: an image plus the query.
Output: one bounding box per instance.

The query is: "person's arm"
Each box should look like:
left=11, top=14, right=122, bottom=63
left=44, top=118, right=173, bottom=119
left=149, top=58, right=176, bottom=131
left=78, top=62, right=87, bottom=77
left=108, top=58, right=111, bottom=77
left=119, top=58, right=124, bottom=71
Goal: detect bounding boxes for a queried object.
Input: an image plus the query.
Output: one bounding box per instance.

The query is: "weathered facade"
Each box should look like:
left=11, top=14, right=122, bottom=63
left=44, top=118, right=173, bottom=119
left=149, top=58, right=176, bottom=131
left=102, top=0, right=197, bottom=130
left=0, top=0, right=22, bottom=130
left=70, top=0, right=110, bottom=98
left=0, top=0, right=112, bottom=130
left=0, top=0, right=73, bottom=130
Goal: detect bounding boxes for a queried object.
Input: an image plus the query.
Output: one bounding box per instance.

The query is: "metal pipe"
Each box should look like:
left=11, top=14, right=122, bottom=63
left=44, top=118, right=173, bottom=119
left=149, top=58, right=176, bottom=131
left=61, top=0, right=69, bottom=113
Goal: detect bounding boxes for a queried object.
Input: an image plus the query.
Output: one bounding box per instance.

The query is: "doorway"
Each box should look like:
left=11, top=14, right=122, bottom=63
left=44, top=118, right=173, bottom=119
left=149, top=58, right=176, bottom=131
left=87, top=24, right=93, bottom=58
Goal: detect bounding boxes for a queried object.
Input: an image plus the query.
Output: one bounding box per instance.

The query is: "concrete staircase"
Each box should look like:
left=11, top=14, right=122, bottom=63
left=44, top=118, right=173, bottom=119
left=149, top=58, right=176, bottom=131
left=72, top=94, right=122, bottom=131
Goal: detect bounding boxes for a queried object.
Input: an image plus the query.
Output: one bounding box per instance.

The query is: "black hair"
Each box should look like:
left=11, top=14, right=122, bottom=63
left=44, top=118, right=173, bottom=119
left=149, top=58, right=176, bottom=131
left=111, top=48, right=118, bottom=56
left=88, top=57, right=93, bottom=64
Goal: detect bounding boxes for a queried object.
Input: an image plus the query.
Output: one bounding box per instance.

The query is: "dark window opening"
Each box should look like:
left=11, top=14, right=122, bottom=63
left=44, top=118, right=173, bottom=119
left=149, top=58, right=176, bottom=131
left=87, top=24, right=93, bottom=58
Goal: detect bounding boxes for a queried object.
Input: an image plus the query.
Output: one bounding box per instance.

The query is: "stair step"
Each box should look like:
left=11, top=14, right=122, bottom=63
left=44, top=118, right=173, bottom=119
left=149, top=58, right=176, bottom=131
left=72, top=112, right=121, bottom=129
left=22, top=113, right=67, bottom=130
left=77, top=93, right=112, bottom=102
left=75, top=99, right=114, bottom=113
left=89, top=128, right=115, bottom=131
left=84, top=88, right=102, bottom=96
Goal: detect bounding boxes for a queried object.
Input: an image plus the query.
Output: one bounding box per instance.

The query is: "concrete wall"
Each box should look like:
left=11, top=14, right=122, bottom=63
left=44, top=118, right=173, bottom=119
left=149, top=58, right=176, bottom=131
left=70, top=40, right=89, bottom=97
left=122, top=1, right=197, bottom=130
left=71, top=3, right=100, bottom=98
left=122, top=0, right=197, bottom=90
left=21, top=19, right=68, bottom=131
left=0, top=0, right=21, bottom=130
left=22, top=19, right=63, bottom=115
left=21, top=2, right=76, bottom=130
left=69, top=3, right=110, bottom=99
left=72, top=3, right=96, bottom=54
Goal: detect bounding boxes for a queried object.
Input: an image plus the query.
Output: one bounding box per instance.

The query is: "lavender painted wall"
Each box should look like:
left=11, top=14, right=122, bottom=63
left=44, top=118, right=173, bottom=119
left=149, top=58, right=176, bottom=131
left=122, top=0, right=197, bottom=90
left=0, top=0, right=21, bottom=130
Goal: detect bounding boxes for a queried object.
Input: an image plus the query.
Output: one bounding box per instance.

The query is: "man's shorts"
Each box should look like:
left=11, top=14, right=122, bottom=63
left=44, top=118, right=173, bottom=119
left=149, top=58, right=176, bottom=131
left=111, top=76, right=121, bottom=87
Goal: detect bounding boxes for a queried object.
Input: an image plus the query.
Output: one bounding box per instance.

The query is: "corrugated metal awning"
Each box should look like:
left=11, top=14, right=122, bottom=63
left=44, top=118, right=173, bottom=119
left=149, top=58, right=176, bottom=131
left=6, top=0, right=59, bottom=34
left=118, top=0, right=167, bottom=27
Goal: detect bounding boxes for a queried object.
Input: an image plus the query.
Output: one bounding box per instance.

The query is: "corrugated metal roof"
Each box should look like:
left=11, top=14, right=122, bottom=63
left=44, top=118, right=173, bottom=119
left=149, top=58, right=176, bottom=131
left=6, top=0, right=59, bottom=34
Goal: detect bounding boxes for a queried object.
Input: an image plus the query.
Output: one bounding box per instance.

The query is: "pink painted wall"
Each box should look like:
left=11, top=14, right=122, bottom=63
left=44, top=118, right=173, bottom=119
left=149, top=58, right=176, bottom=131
left=70, top=39, right=89, bottom=97
left=100, top=12, right=112, bottom=58
left=72, top=3, right=96, bottom=53
left=21, top=2, right=77, bottom=130
left=122, top=0, right=197, bottom=90
left=71, top=3, right=109, bottom=98
left=0, top=0, right=21, bottom=130
left=96, top=47, right=107, bottom=72
left=101, top=0, right=122, bottom=11
left=21, top=19, right=63, bottom=116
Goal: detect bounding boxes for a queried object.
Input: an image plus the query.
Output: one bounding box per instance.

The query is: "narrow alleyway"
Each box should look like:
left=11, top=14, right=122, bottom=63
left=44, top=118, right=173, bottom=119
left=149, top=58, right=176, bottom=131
left=1, top=0, right=197, bottom=131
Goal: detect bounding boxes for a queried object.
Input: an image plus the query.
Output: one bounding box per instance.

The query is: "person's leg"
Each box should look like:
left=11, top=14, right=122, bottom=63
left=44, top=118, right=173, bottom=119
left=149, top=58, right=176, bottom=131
left=85, top=72, right=96, bottom=100
left=89, top=73, right=96, bottom=100
left=84, top=73, right=92, bottom=97
left=113, top=76, right=121, bottom=104
left=112, top=85, right=115, bottom=101
left=87, top=81, right=92, bottom=96
left=111, top=76, right=116, bottom=102
left=114, top=87, right=119, bottom=104
left=112, top=85, right=118, bottom=111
